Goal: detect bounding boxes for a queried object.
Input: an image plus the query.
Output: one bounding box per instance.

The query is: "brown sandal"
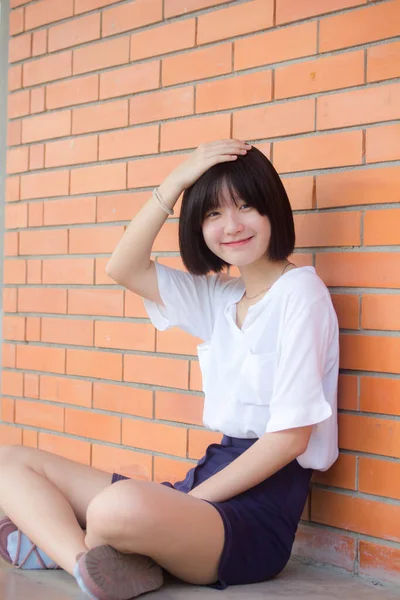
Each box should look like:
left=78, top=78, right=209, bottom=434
left=0, top=516, right=58, bottom=569
left=74, top=545, right=164, bottom=600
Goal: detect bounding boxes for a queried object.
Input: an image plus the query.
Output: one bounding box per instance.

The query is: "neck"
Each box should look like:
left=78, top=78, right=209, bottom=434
left=238, top=258, right=290, bottom=298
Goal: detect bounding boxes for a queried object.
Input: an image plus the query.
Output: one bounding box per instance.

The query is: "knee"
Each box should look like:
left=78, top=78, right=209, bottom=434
left=0, top=445, right=28, bottom=468
left=86, top=486, right=115, bottom=540
left=86, top=480, right=155, bottom=544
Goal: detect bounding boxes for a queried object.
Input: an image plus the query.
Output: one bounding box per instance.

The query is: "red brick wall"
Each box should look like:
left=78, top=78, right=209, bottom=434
left=2, top=0, right=400, bottom=585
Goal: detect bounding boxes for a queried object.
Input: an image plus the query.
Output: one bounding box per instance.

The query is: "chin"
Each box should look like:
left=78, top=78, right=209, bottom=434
left=223, top=253, right=262, bottom=268
left=208, top=242, right=268, bottom=266
left=227, top=256, right=252, bottom=267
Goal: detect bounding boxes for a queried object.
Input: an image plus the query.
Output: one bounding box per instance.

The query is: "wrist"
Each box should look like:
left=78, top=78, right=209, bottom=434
left=158, top=178, right=183, bottom=207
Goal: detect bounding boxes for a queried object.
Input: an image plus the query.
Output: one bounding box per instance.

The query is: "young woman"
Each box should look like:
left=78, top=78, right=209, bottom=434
left=0, top=140, right=339, bottom=600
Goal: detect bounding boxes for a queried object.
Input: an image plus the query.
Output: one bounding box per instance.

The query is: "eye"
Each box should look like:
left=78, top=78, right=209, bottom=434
left=205, top=210, right=220, bottom=218
left=239, top=203, right=251, bottom=210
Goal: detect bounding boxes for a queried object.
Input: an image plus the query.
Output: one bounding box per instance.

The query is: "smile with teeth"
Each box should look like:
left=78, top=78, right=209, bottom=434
left=222, top=236, right=253, bottom=247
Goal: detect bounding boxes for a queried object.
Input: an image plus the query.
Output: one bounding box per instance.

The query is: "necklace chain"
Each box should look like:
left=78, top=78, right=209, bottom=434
left=244, top=262, right=294, bottom=300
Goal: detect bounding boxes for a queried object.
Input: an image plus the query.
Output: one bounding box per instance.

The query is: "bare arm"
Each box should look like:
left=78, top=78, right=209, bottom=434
left=105, top=178, right=181, bottom=305
left=188, top=426, right=312, bottom=503
left=105, top=140, right=252, bottom=303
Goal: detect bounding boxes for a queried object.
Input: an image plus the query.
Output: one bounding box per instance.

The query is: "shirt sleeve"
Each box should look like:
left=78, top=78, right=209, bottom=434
left=266, top=294, right=336, bottom=433
left=143, top=262, right=234, bottom=342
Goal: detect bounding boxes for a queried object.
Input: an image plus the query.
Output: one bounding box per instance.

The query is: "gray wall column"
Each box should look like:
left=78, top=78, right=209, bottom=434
left=0, top=0, right=10, bottom=396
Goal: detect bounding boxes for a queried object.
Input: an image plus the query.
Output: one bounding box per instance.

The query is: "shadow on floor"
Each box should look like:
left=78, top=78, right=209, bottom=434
left=1, top=558, right=399, bottom=600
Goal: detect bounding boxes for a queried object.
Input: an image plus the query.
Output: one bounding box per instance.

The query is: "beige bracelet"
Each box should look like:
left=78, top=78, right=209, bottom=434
left=153, top=187, right=174, bottom=216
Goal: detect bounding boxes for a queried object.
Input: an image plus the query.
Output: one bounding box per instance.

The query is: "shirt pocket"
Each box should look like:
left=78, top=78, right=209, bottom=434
left=240, top=350, right=276, bottom=406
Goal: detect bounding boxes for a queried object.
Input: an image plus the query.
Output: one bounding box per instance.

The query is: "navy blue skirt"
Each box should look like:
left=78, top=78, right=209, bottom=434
left=111, top=435, right=313, bottom=589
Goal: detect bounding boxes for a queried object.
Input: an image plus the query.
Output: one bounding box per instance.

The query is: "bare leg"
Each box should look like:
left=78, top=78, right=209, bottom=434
left=0, top=446, right=111, bottom=575
left=85, top=479, right=225, bottom=585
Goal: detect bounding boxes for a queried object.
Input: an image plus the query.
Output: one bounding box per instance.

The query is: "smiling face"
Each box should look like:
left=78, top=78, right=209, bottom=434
left=178, top=147, right=295, bottom=275
left=201, top=183, right=272, bottom=268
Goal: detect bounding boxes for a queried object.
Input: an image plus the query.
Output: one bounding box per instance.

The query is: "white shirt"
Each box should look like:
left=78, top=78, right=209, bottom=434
left=144, top=263, right=339, bottom=471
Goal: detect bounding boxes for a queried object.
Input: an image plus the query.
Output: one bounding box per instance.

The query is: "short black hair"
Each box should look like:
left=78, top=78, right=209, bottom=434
left=179, top=146, right=295, bottom=275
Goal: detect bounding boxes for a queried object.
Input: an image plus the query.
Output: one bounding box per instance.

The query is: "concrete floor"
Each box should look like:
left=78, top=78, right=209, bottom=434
left=0, top=558, right=399, bottom=600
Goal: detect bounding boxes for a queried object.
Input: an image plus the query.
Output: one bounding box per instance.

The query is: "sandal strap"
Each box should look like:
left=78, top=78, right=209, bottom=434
left=14, top=529, right=53, bottom=570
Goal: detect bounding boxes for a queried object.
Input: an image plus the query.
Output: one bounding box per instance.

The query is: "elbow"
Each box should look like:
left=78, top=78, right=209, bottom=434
left=105, top=260, right=135, bottom=289
left=296, top=441, right=309, bottom=457
left=296, top=426, right=313, bottom=456
left=105, top=261, right=113, bottom=278
left=105, top=260, right=120, bottom=284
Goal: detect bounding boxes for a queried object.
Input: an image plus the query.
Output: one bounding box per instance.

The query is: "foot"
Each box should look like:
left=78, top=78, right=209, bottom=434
left=74, top=545, right=164, bottom=600
left=0, top=516, right=59, bottom=569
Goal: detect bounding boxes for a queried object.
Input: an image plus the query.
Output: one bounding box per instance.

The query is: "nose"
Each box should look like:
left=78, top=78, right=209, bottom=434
left=223, top=209, right=244, bottom=235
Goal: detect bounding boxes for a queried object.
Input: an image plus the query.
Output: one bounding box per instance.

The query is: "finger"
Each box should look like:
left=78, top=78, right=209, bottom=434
left=203, top=139, right=251, bottom=151
left=205, top=154, right=238, bottom=167
left=217, top=154, right=239, bottom=162
left=206, top=141, right=251, bottom=157
left=213, top=138, right=250, bottom=144
left=208, top=145, right=249, bottom=159
left=223, top=138, right=252, bottom=147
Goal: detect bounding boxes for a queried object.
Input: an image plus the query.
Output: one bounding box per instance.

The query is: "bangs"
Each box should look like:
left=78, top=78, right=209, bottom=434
left=196, top=156, right=267, bottom=225
left=201, top=176, right=242, bottom=218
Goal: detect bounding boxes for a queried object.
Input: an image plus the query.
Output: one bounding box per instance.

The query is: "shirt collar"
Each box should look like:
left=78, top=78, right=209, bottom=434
left=226, top=266, right=316, bottom=309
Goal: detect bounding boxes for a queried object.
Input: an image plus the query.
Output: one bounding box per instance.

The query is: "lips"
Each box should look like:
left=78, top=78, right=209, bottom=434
left=222, top=236, right=253, bottom=247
